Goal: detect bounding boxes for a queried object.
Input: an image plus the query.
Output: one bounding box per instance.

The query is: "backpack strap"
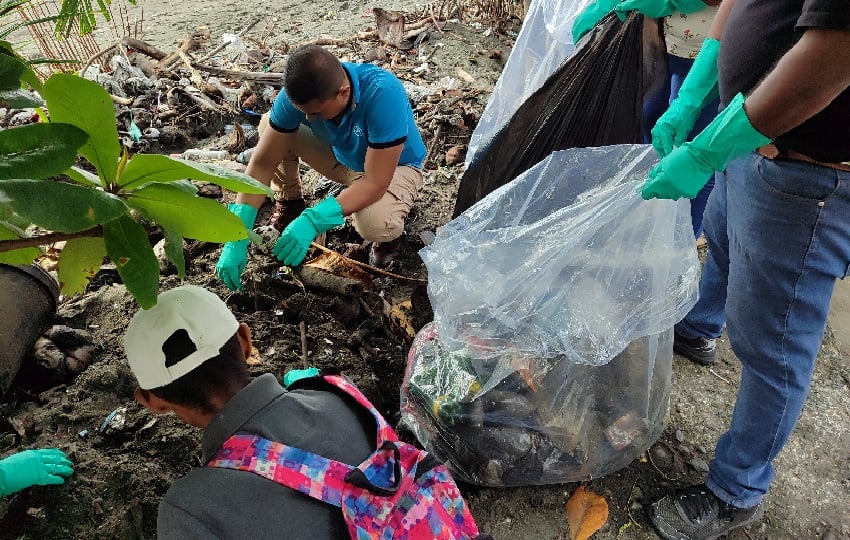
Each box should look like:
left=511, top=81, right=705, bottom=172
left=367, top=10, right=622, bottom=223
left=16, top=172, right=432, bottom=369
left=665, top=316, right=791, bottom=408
left=207, top=433, right=353, bottom=507
left=319, top=374, right=398, bottom=447
left=207, top=373, right=403, bottom=503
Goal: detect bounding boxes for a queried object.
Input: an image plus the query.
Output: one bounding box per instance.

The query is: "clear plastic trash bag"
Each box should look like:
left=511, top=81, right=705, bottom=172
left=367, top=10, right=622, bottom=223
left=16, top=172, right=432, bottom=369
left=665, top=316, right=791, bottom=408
left=401, top=144, right=699, bottom=486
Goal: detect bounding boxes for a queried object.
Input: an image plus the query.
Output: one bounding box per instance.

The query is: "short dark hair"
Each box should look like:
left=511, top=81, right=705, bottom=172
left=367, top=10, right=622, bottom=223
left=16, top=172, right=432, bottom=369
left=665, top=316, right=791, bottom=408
left=149, top=332, right=249, bottom=414
left=283, top=44, right=346, bottom=104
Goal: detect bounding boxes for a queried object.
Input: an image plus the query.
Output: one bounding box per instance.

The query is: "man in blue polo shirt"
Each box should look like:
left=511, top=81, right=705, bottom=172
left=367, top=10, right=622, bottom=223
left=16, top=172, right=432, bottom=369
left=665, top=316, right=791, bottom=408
left=216, top=45, right=426, bottom=290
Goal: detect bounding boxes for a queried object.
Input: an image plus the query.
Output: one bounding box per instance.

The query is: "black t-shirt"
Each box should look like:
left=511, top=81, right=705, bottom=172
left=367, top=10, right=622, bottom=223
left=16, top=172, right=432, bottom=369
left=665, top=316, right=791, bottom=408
left=718, top=0, right=850, bottom=162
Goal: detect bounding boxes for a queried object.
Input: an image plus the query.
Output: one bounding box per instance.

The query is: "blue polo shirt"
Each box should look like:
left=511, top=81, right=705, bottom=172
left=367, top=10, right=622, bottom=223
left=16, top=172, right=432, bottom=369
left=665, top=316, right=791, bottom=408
left=269, top=62, right=426, bottom=172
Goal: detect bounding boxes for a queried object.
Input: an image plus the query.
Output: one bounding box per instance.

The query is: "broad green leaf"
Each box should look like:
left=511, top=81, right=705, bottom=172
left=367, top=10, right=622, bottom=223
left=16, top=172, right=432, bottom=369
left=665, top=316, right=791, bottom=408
left=57, top=236, right=106, bottom=297
left=0, top=179, right=127, bottom=232
left=0, top=52, right=24, bottom=91
left=162, top=228, right=186, bottom=278
left=118, top=153, right=274, bottom=196
left=0, top=205, right=30, bottom=229
left=0, top=88, right=42, bottom=108
left=127, top=183, right=248, bottom=242
left=102, top=215, right=159, bottom=309
left=66, top=166, right=101, bottom=187
left=170, top=179, right=199, bottom=195
left=0, top=222, right=40, bottom=264
left=0, top=123, right=88, bottom=180
left=41, top=73, right=120, bottom=184
left=0, top=41, right=39, bottom=90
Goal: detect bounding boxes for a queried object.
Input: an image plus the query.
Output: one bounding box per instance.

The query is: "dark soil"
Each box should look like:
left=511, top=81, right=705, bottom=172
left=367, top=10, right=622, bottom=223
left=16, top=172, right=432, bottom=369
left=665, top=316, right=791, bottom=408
left=2, top=3, right=848, bottom=539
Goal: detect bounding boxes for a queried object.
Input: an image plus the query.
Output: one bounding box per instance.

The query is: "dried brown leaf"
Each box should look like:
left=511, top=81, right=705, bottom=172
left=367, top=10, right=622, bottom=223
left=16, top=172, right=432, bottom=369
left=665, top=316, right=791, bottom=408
left=456, top=67, right=475, bottom=83
left=565, top=486, right=609, bottom=540
left=390, top=300, right=416, bottom=340
left=303, top=251, right=374, bottom=290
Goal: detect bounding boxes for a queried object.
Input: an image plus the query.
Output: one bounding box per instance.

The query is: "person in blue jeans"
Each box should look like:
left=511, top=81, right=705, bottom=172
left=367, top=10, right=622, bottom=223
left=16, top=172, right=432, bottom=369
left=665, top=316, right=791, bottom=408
left=641, top=0, right=850, bottom=538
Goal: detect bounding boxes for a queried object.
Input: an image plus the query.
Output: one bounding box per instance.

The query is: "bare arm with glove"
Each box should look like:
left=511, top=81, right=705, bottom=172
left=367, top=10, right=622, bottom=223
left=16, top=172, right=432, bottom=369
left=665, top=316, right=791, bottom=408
left=643, top=3, right=850, bottom=201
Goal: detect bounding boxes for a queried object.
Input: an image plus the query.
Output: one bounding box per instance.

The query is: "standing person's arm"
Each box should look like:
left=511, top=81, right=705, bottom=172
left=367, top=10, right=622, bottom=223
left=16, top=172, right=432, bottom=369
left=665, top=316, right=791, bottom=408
left=707, top=0, right=734, bottom=39
left=649, top=0, right=734, bottom=157
left=643, top=24, right=850, bottom=200
left=742, top=29, right=850, bottom=138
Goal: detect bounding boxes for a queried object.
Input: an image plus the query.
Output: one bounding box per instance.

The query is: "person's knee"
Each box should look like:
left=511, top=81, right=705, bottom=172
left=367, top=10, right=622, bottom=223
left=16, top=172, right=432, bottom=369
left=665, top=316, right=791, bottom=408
left=352, top=208, right=404, bottom=243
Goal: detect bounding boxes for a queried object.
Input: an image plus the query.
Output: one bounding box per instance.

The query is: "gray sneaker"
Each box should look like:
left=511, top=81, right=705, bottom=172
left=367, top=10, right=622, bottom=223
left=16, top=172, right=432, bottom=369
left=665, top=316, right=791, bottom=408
left=673, top=333, right=717, bottom=365
left=648, top=484, right=764, bottom=540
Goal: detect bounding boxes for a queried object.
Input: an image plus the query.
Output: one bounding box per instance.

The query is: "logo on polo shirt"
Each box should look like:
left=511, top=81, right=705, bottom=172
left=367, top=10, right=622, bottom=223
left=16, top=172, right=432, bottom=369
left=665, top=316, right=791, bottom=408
left=353, top=125, right=364, bottom=138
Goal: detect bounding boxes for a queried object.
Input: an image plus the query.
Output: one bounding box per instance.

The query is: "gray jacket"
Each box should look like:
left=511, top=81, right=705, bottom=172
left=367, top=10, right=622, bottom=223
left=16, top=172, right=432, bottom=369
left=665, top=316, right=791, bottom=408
left=157, top=374, right=376, bottom=539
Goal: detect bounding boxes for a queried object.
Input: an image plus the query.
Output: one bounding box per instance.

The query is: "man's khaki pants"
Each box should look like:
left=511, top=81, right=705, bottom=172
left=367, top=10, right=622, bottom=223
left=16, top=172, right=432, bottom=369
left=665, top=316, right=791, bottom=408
left=258, top=114, right=423, bottom=243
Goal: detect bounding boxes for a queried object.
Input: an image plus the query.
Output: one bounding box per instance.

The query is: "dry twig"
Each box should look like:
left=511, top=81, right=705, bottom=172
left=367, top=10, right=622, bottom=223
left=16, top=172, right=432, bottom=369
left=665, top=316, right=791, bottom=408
left=309, top=242, right=427, bottom=283
left=198, top=17, right=261, bottom=63
left=299, top=321, right=308, bottom=368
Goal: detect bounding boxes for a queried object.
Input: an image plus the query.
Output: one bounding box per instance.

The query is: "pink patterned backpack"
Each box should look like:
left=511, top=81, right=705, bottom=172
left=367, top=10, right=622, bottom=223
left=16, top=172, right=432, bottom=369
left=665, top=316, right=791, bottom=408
left=207, top=373, right=485, bottom=540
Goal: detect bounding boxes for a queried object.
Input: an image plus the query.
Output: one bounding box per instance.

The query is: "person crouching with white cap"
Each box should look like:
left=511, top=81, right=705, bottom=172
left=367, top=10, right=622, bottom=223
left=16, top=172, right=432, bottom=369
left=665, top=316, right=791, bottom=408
left=123, top=285, right=375, bottom=539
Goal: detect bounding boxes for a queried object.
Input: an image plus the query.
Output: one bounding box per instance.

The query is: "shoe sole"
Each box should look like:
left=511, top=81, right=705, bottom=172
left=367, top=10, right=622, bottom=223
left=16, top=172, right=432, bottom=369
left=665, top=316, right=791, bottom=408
left=648, top=501, right=765, bottom=540
left=673, top=342, right=716, bottom=366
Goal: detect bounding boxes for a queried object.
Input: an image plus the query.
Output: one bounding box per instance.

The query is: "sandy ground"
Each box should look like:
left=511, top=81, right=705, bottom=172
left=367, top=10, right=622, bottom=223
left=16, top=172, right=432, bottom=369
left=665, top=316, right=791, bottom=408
left=4, top=0, right=849, bottom=538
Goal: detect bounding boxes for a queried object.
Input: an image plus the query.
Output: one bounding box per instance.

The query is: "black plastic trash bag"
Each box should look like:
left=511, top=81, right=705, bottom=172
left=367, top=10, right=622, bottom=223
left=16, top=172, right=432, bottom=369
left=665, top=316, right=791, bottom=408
left=452, top=12, right=666, bottom=217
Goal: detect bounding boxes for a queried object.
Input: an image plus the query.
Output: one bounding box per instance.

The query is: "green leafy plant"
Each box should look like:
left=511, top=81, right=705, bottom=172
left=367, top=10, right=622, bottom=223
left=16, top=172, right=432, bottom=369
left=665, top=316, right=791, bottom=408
left=2, top=0, right=133, bottom=40
left=0, top=47, right=272, bottom=308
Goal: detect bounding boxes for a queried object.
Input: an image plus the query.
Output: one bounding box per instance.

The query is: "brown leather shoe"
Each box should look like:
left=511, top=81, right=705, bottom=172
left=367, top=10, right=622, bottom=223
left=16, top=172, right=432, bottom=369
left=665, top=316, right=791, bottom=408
left=269, top=197, right=306, bottom=232
left=369, top=237, right=403, bottom=268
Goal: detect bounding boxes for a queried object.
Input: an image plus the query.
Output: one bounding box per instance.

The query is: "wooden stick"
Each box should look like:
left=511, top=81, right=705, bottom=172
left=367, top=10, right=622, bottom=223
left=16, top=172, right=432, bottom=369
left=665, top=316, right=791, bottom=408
left=309, top=242, right=427, bottom=283
left=299, top=321, right=308, bottom=368
left=80, top=40, right=120, bottom=77
left=110, top=94, right=133, bottom=105
left=424, top=123, right=443, bottom=166
left=198, top=17, right=261, bottom=63
left=296, top=266, right=365, bottom=297
left=123, top=38, right=285, bottom=84
left=122, top=37, right=167, bottom=60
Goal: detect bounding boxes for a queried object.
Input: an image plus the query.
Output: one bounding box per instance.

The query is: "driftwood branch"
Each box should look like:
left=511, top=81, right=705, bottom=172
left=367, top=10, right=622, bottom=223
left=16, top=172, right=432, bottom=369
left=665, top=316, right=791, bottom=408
left=123, top=37, right=167, bottom=60
left=110, top=94, right=133, bottom=105
left=123, top=37, right=285, bottom=85
left=296, top=265, right=365, bottom=297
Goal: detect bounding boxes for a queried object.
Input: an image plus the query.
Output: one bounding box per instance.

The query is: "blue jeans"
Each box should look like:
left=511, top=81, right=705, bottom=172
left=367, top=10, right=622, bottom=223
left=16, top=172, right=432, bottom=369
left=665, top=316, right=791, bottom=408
left=676, top=152, right=850, bottom=508
left=643, top=54, right=720, bottom=238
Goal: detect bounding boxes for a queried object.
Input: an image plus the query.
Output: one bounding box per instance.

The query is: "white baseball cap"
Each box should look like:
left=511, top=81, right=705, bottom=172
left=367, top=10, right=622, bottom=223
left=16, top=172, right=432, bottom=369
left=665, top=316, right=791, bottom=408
left=123, top=285, right=239, bottom=389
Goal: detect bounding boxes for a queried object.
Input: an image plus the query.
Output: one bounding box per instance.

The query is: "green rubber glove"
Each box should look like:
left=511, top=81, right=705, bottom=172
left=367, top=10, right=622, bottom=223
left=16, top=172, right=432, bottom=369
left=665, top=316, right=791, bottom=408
left=273, top=197, right=345, bottom=266
left=573, top=0, right=707, bottom=41
left=0, top=449, right=74, bottom=496
left=613, top=0, right=706, bottom=19
left=571, top=0, right=620, bottom=42
left=642, top=92, right=771, bottom=200
left=215, top=203, right=258, bottom=291
left=651, top=37, right=721, bottom=157
left=282, top=367, right=320, bottom=388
